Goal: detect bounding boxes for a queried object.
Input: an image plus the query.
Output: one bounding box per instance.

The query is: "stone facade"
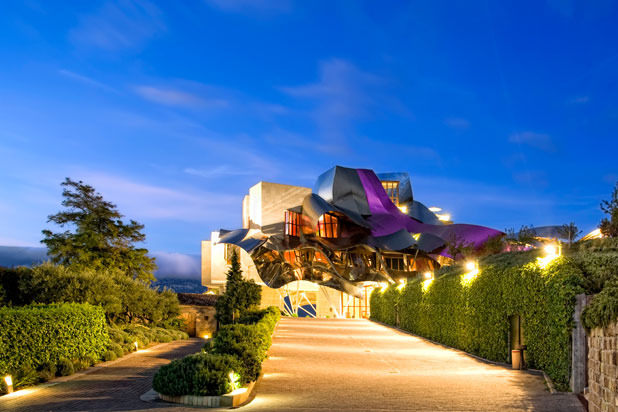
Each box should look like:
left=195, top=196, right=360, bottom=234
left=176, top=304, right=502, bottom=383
left=177, top=293, right=217, bottom=338
left=588, top=320, right=618, bottom=412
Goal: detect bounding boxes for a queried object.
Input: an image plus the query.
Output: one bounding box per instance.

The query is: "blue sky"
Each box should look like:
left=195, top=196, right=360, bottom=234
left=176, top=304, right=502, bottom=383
left=1, top=0, right=617, bottom=261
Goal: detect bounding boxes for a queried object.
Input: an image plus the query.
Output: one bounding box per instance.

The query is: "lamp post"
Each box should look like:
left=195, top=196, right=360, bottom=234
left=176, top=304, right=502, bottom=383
left=4, top=375, right=13, bottom=394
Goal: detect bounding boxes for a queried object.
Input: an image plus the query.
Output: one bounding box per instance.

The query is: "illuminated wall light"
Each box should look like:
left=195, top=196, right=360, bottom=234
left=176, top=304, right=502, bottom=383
left=229, top=371, right=241, bottom=391
left=461, top=260, right=480, bottom=286
left=4, top=375, right=13, bottom=394
left=537, top=243, right=561, bottom=269
left=465, top=260, right=478, bottom=271
left=202, top=334, right=210, bottom=339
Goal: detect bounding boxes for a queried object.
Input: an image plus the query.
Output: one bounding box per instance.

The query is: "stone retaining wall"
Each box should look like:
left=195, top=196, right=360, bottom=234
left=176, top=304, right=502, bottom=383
left=588, top=320, right=618, bottom=412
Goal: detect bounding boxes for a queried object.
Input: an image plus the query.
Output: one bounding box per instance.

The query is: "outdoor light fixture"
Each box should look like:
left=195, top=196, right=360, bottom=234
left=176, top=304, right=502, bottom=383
left=4, top=375, right=13, bottom=394
left=428, top=206, right=442, bottom=212
left=397, top=278, right=406, bottom=290
left=462, top=260, right=480, bottom=286
left=437, top=213, right=451, bottom=222
left=398, top=205, right=408, bottom=213
left=423, top=271, right=433, bottom=280
left=229, top=371, right=240, bottom=391
left=465, top=260, right=478, bottom=271
left=537, top=243, right=561, bottom=268
left=134, top=341, right=139, bottom=351
left=202, top=334, right=210, bottom=339
left=380, top=282, right=388, bottom=292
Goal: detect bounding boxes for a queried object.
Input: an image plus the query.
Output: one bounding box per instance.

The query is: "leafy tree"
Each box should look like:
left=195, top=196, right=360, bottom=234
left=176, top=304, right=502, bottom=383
left=41, top=178, right=156, bottom=282
left=557, top=222, right=581, bottom=247
left=444, top=233, right=475, bottom=260
left=215, top=250, right=261, bottom=324
left=517, top=225, right=537, bottom=245
left=599, top=182, right=618, bottom=237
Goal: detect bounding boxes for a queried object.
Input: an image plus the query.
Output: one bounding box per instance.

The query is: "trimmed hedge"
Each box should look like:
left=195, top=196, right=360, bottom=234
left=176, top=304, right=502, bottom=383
left=371, top=250, right=584, bottom=391
left=0, top=303, right=110, bottom=382
left=153, top=352, right=243, bottom=396
left=153, top=306, right=280, bottom=397
left=578, top=238, right=618, bottom=329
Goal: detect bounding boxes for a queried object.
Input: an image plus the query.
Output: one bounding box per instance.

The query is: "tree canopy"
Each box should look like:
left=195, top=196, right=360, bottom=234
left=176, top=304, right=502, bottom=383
left=599, top=182, right=618, bottom=237
left=41, top=178, right=157, bottom=282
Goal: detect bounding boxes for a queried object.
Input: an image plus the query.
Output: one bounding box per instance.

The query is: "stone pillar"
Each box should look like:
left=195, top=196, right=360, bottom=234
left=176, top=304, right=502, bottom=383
left=571, top=293, right=587, bottom=394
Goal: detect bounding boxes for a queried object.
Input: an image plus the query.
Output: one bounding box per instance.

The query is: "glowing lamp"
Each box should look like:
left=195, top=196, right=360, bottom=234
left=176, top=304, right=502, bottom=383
left=537, top=243, right=561, bottom=268
left=4, top=375, right=13, bottom=394
left=379, top=282, right=388, bottom=292
left=465, top=261, right=478, bottom=271
left=229, top=371, right=241, bottom=391
left=202, top=334, right=210, bottom=339
left=397, top=278, right=406, bottom=290
left=398, top=205, right=408, bottom=213
left=134, top=341, right=139, bottom=351
left=437, top=214, right=451, bottom=222
left=428, top=206, right=442, bottom=212
left=423, top=271, right=433, bottom=280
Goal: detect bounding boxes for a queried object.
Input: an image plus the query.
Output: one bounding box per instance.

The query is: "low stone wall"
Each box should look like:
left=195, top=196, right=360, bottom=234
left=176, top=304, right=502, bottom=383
left=588, top=320, right=618, bottom=412
left=178, top=305, right=216, bottom=338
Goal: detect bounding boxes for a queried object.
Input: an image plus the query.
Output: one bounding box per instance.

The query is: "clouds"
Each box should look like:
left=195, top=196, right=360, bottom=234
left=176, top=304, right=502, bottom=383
left=509, top=131, right=556, bottom=153
left=58, top=69, right=119, bottom=94
left=152, top=251, right=200, bottom=278
left=80, top=172, right=239, bottom=223
left=133, top=85, right=229, bottom=108
left=184, top=166, right=255, bottom=179
left=204, top=0, right=292, bottom=15
left=69, top=0, right=165, bottom=50
left=281, top=59, right=385, bottom=149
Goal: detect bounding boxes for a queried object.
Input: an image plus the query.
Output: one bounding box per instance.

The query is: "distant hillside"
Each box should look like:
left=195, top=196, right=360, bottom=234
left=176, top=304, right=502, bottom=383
left=0, top=246, right=201, bottom=280
left=152, top=278, right=207, bottom=294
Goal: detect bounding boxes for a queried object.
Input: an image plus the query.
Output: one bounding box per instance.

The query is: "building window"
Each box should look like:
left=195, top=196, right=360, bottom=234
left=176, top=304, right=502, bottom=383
left=381, top=181, right=399, bottom=205
left=284, top=210, right=301, bottom=236
left=317, top=213, right=339, bottom=238
left=384, top=255, right=405, bottom=271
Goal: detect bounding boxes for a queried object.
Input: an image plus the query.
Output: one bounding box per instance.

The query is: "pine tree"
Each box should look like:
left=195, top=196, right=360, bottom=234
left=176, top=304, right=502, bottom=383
left=215, top=250, right=261, bottom=324
left=41, top=178, right=157, bottom=282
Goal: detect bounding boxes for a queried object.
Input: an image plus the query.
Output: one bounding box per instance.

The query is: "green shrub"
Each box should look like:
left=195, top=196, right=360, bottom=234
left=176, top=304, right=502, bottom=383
left=0, top=263, right=181, bottom=325
left=371, top=252, right=583, bottom=391
left=37, top=361, right=56, bottom=382
left=153, top=352, right=243, bottom=396
left=0, top=303, right=109, bottom=385
left=102, top=350, right=118, bottom=362
left=57, top=358, right=74, bottom=377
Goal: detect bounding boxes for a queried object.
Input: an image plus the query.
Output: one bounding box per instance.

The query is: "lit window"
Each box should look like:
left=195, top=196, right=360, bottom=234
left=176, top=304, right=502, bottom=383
left=317, top=213, right=339, bottom=238
left=381, top=181, right=399, bottom=206
left=384, top=255, right=405, bottom=271
left=284, top=210, right=301, bottom=237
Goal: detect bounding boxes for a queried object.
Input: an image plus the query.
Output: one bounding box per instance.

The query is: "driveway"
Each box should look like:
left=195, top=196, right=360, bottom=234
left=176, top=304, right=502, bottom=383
left=244, top=317, right=583, bottom=412
left=0, top=318, right=584, bottom=411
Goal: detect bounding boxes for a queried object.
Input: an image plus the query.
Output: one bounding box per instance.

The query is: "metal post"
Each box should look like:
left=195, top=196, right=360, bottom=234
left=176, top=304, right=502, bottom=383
left=571, top=293, right=587, bottom=394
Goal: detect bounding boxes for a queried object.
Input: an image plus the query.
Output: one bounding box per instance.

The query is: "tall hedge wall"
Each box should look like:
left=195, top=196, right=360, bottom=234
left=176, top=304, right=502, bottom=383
left=0, top=303, right=110, bottom=376
left=370, top=251, right=584, bottom=391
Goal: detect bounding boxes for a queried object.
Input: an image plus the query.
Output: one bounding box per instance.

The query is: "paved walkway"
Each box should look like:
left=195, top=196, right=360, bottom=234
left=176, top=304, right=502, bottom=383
left=244, top=318, right=584, bottom=412
left=0, top=338, right=205, bottom=412
left=1, top=319, right=584, bottom=411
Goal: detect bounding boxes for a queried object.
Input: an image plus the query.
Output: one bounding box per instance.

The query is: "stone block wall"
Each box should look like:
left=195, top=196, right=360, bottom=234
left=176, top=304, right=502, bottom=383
left=588, top=320, right=618, bottom=412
